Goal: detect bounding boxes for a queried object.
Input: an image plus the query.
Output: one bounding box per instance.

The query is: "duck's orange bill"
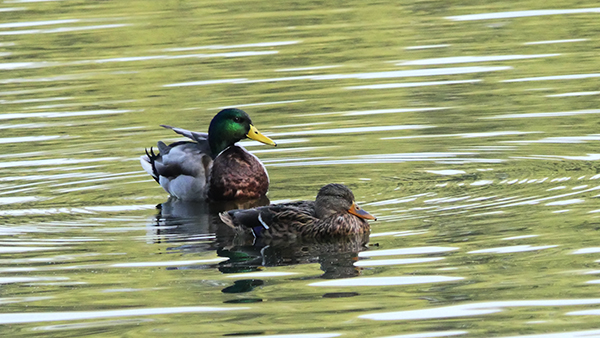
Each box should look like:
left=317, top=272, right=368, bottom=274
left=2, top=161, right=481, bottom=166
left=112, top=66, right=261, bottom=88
left=348, top=202, right=377, bottom=221
left=247, top=124, right=277, bottom=146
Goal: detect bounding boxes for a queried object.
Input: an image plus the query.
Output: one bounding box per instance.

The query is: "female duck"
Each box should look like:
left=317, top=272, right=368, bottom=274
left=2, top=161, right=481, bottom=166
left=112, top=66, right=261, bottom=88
left=140, top=108, right=276, bottom=201
left=220, top=183, right=376, bottom=240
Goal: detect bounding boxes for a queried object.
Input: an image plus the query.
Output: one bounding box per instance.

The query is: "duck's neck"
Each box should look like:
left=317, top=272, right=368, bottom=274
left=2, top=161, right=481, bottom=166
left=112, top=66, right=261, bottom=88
left=208, top=120, right=242, bottom=158
left=208, top=136, right=233, bottom=158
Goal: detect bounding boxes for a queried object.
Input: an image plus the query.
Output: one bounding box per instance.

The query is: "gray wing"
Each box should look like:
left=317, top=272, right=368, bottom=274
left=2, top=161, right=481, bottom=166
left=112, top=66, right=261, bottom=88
left=140, top=125, right=213, bottom=200
left=161, top=125, right=209, bottom=144
left=153, top=141, right=211, bottom=179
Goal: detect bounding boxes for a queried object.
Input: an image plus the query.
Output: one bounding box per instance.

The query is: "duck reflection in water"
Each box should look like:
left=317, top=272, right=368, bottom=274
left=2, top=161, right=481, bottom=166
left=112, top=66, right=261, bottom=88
left=149, top=184, right=376, bottom=286
left=149, top=196, right=270, bottom=252
left=217, top=233, right=371, bottom=282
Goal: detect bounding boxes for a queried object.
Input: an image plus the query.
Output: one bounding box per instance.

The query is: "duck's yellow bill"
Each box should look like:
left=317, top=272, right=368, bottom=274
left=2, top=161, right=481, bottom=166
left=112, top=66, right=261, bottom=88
left=348, top=202, right=377, bottom=221
left=247, top=124, right=277, bottom=146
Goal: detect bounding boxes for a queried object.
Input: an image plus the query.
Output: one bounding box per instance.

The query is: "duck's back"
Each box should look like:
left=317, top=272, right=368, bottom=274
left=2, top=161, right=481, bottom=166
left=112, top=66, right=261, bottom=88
left=208, top=145, right=269, bottom=200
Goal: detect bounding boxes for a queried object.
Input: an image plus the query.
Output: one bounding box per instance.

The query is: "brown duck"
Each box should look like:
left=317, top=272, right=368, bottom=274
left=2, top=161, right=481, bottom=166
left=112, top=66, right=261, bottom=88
left=219, top=184, right=376, bottom=240
left=140, top=108, right=276, bottom=201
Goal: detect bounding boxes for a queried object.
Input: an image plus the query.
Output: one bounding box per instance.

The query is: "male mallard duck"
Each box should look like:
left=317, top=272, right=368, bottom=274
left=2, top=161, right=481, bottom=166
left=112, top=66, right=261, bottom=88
left=140, top=108, right=276, bottom=201
left=219, top=183, right=376, bottom=240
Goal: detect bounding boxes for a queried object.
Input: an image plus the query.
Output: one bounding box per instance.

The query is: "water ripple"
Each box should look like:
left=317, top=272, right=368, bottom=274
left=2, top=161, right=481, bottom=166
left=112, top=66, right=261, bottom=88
left=165, top=66, right=511, bottom=87
left=546, top=91, right=600, bottom=97
left=0, top=19, right=79, bottom=29
left=502, top=73, right=600, bottom=83
left=237, top=334, right=341, bottom=338
left=276, top=65, right=341, bottom=72
left=446, top=8, right=600, bottom=21
left=111, top=258, right=227, bottom=268
left=502, top=235, right=539, bottom=240
left=92, top=50, right=277, bottom=63
left=503, top=134, right=600, bottom=144
left=0, top=276, right=69, bottom=284
left=266, top=151, right=505, bottom=166
left=496, top=329, right=600, bottom=338
left=383, top=131, right=540, bottom=140
left=354, top=257, right=444, bottom=267
left=0, top=7, right=26, bottom=11
left=309, top=276, right=463, bottom=287
left=0, top=204, right=155, bottom=216
left=267, top=125, right=432, bottom=137
left=0, top=306, right=250, bottom=324
left=226, top=272, right=297, bottom=278
left=399, top=54, right=559, bottom=66
left=468, top=245, right=558, bottom=254
left=346, top=79, right=481, bottom=90
left=524, top=38, right=588, bottom=45
left=404, top=44, right=451, bottom=50
left=378, top=331, right=467, bottom=338
left=0, top=246, right=64, bottom=253
left=164, top=78, right=247, bottom=87
left=0, top=135, right=62, bottom=144
left=0, top=109, right=132, bottom=120
left=0, top=24, right=129, bottom=36
left=359, top=247, right=459, bottom=257
left=209, top=100, right=305, bottom=110
left=164, top=40, right=300, bottom=52
left=360, top=299, right=600, bottom=321
left=0, top=157, right=119, bottom=168
left=482, top=109, right=600, bottom=119
left=572, top=248, right=600, bottom=255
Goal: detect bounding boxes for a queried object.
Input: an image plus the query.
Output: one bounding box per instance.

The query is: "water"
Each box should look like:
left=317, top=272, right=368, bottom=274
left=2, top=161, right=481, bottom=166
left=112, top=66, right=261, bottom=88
left=2, top=1, right=600, bottom=337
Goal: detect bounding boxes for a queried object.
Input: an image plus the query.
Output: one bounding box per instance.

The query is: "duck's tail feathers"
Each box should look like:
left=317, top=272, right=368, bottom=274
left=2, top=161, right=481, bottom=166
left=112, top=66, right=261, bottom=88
left=219, top=212, right=236, bottom=228
left=140, top=147, right=160, bottom=183
left=161, top=125, right=208, bottom=143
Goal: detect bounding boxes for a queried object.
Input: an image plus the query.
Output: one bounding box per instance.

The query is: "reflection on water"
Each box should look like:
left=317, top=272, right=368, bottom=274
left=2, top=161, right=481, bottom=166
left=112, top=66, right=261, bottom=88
left=0, top=305, right=250, bottom=325
left=524, top=38, right=588, bottom=45
left=445, top=7, right=600, bottom=21
left=309, top=275, right=464, bottom=287
left=360, top=299, right=600, bottom=321
left=503, top=74, right=600, bottom=85
left=3, top=0, right=600, bottom=337
left=398, top=53, right=560, bottom=66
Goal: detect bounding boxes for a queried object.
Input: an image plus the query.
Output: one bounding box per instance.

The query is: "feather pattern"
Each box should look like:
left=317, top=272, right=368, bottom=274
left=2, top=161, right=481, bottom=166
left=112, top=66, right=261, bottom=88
left=220, top=184, right=375, bottom=240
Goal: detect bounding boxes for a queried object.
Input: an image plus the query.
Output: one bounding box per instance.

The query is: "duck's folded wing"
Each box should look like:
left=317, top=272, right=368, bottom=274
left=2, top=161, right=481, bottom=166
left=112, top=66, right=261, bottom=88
left=161, top=125, right=209, bottom=144
left=220, top=204, right=315, bottom=237
left=220, top=208, right=264, bottom=229
left=141, top=141, right=211, bottom=180
left=153, top=142, right=211, bottom=179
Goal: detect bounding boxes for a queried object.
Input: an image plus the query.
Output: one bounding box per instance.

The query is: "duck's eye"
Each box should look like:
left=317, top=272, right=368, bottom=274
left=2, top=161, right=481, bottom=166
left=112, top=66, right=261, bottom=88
left=233, top=117, right=242, bottom=123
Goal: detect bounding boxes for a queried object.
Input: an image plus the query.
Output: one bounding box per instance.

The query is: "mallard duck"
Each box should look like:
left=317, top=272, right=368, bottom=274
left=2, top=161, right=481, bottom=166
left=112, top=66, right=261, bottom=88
left=219, top=183, right=376, bottom=240
left=140, top=108, right=276, bottom=201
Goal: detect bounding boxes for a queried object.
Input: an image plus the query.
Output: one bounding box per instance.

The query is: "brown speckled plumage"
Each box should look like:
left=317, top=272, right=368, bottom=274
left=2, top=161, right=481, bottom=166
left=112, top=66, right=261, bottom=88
left=208, top=146, right=269, bottom=200
left=219, top=184, right=376, bottom=240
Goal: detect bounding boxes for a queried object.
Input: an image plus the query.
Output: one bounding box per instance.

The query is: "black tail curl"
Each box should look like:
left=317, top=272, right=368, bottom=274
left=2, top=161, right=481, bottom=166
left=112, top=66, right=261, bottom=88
left=145, top=147, right=160, bottom=183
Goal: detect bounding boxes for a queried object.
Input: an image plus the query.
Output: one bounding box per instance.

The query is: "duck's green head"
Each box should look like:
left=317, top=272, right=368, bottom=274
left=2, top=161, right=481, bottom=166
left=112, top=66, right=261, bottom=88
left=208, top=108, right=276, bottom=157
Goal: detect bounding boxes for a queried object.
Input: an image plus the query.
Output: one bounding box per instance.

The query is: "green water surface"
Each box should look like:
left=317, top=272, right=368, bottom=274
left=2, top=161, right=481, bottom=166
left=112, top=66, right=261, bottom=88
left=2, top=1, right=600, bottom=337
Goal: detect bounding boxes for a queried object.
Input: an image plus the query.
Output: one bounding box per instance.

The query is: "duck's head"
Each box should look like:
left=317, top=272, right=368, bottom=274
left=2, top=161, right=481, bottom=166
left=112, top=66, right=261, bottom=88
left=208, top=108, right=276, bottom=157
left=314, top=183, right=376, bottom=221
